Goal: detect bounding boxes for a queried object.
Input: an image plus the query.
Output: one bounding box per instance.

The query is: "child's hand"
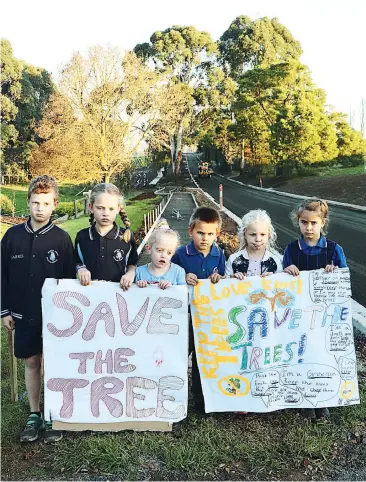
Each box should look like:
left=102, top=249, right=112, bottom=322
left=120, top=270, right=134, bottom=291
left=324, top=264, right=336, bottom=273
left=261, top=272, right=273, bottom=277
left=158, top=280, right=171, bottom=290
left=78, top=268, right=91, bottom=286
left=186, top=273, right=198, bottom=286
left=284, top=265, right=300, bottom=276
left=137, top=280, right=148, bottom=288
left=209, top=273, right=224, bottom=284
left=2, top=315, right=15, bottom=331
left=231, top=272, right=246, bottom=280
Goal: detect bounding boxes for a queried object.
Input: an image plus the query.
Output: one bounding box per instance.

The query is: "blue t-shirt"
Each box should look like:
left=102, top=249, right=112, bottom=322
left=283, top=235, right=347, bottom=269
left=135, top=262, right=186, bottom=285
left=171, top=241, right=226, bottom=279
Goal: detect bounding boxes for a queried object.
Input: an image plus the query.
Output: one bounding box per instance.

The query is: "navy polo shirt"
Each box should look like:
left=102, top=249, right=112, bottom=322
left=75, top=222, right=138, bottom=282
left=171, top=241, right=225, bottom=279
left=283, top=235, right=347, bottom=269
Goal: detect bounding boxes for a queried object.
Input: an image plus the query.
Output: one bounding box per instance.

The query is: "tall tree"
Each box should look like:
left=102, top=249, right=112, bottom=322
left=219, top=16, right=302, bottom=77
left=31, top=47, right=173, bottom=182
left=134, top=26, right=219, bottom=175
left=1, top=39, right=23, bottom=156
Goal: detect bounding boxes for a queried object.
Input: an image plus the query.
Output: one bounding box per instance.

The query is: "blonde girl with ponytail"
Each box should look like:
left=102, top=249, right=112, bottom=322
left=75, top=183, right=138, bottom=291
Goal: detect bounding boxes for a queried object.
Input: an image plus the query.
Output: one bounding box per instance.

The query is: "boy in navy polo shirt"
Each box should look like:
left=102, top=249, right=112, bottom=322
left=172, top=207, right=226, bottom=413
left=1, top=176, right=74, bottom=443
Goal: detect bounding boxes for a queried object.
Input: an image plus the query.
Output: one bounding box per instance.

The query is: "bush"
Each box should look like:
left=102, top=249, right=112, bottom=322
left=0, top=194, right=13, bottom=215
left=338, top=155, right=364, bottom=168
left=55, top=201, right=84, bottom=217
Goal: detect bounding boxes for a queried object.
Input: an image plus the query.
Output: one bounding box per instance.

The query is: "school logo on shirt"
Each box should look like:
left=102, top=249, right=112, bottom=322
left=46, top=250, right=59, bottom=264
left=113, top=249, right=124, bottom=262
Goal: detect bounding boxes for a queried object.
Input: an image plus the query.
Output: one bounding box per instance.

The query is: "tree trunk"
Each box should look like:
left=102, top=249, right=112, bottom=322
left=174, top=119, right=184, bottom=177
left=170, top=135, right=176, bottom=172
left=240, top=138, right=245, bottom=175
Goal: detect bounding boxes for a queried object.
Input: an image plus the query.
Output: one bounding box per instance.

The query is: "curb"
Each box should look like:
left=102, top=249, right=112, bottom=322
left=185, top=154, right=366, bottom=333
left=214, top=173, right=366, bottom=213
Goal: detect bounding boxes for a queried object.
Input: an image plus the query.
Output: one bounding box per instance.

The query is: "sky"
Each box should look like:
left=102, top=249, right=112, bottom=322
left=3, top=0, right=365, bottom=130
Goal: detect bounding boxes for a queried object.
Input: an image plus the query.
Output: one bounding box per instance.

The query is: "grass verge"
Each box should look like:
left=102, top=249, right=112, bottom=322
left=1, top=329, right=365, bottom=481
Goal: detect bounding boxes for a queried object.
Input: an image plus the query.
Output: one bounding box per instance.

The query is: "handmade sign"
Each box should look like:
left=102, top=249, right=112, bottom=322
left=190, top=268, right=359, bottom=413
left=42, top=280, right=188, bottom=428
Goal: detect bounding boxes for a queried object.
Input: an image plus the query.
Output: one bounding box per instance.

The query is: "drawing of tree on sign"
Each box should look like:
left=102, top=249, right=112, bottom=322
left=248, top=290, right=294, bottom=311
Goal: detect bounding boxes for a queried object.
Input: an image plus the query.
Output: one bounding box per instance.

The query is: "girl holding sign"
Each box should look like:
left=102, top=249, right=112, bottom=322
left=225, top=209, right=282, bottom=279
left=135, top=219, right=186, bottom=289
left=75, top=183, right=138, bottom=290
left=283, top=198, right=348, bottom=421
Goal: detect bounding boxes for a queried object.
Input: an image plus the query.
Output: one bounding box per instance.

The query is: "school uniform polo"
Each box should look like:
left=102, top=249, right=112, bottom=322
left=1, top=219, right=75, bottom=358
left=75, top=222, right=138, bottom=282
left=283, top=236, right=347, bottom=270
left=171, top=241, right=225, bottom=278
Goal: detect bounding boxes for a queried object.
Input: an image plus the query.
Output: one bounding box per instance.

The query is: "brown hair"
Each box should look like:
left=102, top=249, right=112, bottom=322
left=27, top=175, right=59, bottom=201
left=188, top=207, right=222, bottom=230
left=290, top=198, right=329, bottom=235
left=89, top=182, right=131, bottom=242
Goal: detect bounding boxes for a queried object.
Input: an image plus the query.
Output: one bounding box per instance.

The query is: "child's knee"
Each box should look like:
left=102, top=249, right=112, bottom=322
left=24, top=354, right=42, bottom=370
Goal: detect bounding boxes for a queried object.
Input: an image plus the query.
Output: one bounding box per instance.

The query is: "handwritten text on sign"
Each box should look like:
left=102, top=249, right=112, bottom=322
left=42, top=280, right=188, bottom=424
left=190, top=269, right=359, bottom=413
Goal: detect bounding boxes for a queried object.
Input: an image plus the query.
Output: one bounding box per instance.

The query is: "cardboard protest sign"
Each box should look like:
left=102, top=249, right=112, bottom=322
left=190, top=268, right=359, bottom=413
left=42, top=280, right=188, bottom=429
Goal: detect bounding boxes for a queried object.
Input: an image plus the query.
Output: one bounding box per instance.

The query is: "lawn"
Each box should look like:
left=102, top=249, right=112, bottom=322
left=1, top=330, right=365, bottom=481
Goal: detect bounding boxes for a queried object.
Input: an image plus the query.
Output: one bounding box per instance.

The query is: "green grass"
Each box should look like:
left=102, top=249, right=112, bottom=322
left=314, top=165, right=365, bottom=177
left=1, top=324, right=365, bottom=480
left=1, top=184, right=87, bottom=217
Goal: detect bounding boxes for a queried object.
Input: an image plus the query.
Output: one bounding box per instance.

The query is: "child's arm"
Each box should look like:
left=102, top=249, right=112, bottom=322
left=120, top=265, right=135, bottom=291
left=282, top=246, right=299, bottom=276
left=135, top=266, right=148, bottom=288
left=325, top=245, right=347, bottom=272
left=63, top=233, right=77, bottom=279
left=74, top=232, right=91, bottom=285
left=224, top=253, right=245, bottom=279
left=1, top=232, right=14, bottom=331
left=209, top=248, right=226, bottom=284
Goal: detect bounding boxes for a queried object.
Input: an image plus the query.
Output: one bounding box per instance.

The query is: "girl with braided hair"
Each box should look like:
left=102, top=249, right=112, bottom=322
left=75, top=183, right=138, bottom=291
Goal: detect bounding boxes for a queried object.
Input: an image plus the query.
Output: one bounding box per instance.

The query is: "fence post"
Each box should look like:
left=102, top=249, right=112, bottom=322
left=144, top=214, right=147, bottom=235
left=73, top=200, right=78, bottom=218
left=8, top=331, right=18, bottom=403
left=84, top=198, right=88, bottom=214
left=148, top=212, right=151, bottom=229
left=219, top=184, right=223, bottom=210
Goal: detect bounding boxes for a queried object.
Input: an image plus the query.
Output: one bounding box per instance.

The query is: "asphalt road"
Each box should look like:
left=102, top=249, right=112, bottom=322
left=187, top=154, right=366, bottom=307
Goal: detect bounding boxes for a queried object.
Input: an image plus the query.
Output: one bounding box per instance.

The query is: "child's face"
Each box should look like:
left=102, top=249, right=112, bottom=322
left=28, top=192, right=57, bottom=224
left=244, top=221, right=269, bottom=252
left=298, top=210, right=324, bottom=242
left=148, top=234, right=178, bottom=268
left=91, top=193, right=120, bottom=227
left=189, top=221, right=220, bottom=254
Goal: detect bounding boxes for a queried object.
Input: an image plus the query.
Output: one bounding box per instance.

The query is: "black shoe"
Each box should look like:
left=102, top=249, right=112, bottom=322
left=20, top=414, right=44, bottom=442
left=315, top=407, right=330, bottom=421
left=302, top=408, right=316, bottom=421
left=44, top=420, right=63, bottom=443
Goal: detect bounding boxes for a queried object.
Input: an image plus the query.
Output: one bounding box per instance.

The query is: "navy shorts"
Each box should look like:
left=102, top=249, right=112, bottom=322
left=14, top=319, right=43, bottom=359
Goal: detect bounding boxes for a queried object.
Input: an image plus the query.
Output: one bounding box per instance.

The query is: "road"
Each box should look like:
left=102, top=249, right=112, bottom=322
left=186, top=154, right=366, bottom=306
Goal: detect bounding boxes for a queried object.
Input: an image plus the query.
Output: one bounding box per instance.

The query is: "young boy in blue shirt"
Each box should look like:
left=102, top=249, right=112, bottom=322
left=172, top=207, right=226, bottom=413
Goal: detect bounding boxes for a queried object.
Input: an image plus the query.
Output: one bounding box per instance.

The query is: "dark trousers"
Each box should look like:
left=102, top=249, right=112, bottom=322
left=189, top=316, right=204, bottom=409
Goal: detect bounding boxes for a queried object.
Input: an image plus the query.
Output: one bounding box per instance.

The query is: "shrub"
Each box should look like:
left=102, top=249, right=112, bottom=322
left=55, top=201, right=84, bottom=217
left=338, top=155, right=364, bottom=168
left=0, top=194, right=13, bottom=215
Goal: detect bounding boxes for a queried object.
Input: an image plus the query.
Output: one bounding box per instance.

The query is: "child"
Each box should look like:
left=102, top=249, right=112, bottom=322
left=225, top=209, right=282, bottom=414
left=75, top=183, right=137, bottom=290
left=1, top=175, right=75, bottom=443
left=283, top=198, right=347, bottom=422
left=225, top=209, right=282, bottom=279
left=135, top=219, right=186, bottom=289
left=171, top=206, right=226, bottom=413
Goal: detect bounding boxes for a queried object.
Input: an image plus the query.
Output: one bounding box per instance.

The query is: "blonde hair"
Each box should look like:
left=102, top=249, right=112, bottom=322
left=148, top=218, right=180, bottom=248
left=290, top=198, right=329, bottom=235
left=89, top=183, right=131, bottom=242
left=238, top=209, right=280, bottom=254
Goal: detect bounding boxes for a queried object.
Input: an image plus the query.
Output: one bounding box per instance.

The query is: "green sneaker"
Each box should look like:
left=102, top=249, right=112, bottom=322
left=20, top=414, right=44, bottom=442
left=44, top=420, right=63, bottom=443
left=302, top=408, right=316, bottom=421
